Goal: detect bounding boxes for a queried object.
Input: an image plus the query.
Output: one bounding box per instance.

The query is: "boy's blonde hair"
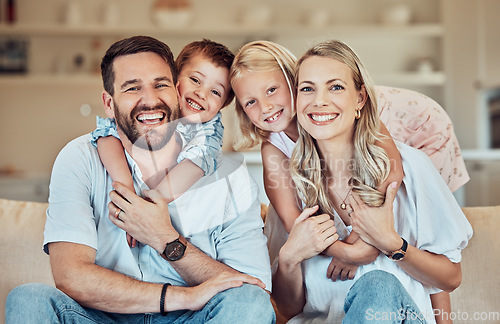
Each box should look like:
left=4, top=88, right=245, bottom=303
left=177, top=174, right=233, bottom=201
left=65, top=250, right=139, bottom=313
left=230, top=41, right=297, bottom=150
left=290, top=40, right=390, bottom=217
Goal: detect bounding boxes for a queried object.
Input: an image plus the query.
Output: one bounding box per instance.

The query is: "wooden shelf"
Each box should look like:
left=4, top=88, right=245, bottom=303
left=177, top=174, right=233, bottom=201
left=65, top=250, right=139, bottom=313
left=0, top=23, right=444, bottom=39
left=0, top=74, right=101, bottom=86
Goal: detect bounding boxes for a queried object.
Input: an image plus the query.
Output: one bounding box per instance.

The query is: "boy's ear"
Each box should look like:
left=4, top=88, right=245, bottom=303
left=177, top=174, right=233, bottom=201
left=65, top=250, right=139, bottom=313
left=357, top=85, right=368, bottom=110
left=102, top=91, right=115, bottom=119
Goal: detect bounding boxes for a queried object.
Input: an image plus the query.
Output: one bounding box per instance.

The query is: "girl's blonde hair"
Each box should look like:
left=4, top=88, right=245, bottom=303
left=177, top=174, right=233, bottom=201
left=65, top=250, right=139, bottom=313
left=290, top=40, right=390, bottom=216
left=230, top=40, right=297, bottom=150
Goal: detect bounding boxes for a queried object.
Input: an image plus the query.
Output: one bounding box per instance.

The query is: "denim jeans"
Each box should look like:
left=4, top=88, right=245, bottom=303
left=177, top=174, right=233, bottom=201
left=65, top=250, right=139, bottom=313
left=6, top=282, right=275, bottom=324
left=343, top=270, right=427, bottom=324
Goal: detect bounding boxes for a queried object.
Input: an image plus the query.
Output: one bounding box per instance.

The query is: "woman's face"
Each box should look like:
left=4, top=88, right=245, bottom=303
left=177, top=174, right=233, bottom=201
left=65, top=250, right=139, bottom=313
left=296, top=56, right=364, bottom=143
left=232, top=69, right=294, bottom=133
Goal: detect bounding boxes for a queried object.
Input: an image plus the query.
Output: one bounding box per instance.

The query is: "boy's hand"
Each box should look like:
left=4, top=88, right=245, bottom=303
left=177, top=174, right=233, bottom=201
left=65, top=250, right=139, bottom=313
left=127, top=234, right=138, bottom=248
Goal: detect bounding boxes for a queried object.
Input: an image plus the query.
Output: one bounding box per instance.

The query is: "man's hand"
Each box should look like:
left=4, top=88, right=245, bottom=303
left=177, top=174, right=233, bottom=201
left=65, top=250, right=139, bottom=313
left=177, top=272, right=267, bottom=311
left=108, top=181, right=178, bottom=253
left=326, top=257, right=358, bottom=281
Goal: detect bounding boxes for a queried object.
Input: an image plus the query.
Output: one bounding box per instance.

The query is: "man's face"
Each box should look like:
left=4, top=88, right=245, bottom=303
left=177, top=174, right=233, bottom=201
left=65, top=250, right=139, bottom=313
left=108, top=52, right=180, bottom=151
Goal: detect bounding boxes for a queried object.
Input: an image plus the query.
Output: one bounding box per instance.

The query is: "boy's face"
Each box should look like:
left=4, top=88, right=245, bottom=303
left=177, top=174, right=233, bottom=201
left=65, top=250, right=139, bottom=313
left=176, top=54, right=230, bottom=123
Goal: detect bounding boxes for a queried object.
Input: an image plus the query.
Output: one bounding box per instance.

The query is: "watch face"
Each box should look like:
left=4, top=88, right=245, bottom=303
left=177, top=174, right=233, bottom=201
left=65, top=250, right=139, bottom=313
left=391, top=252, right=405, bottom=260
left=164, top=239, right=186, bottom=261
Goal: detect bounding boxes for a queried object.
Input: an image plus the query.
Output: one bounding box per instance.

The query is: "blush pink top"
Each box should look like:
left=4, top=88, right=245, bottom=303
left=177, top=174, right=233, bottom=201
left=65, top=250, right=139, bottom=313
left=376, top=86, right=469, bottom=192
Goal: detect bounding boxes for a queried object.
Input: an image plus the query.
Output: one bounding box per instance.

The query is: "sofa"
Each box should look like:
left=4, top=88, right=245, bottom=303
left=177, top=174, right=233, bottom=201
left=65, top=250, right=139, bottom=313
left=1, top=198, right=499, bottom=324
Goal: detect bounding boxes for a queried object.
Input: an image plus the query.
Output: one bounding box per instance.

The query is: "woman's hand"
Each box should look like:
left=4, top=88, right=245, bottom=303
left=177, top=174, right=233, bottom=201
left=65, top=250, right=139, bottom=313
left=280, top=205, right=339, bottom=266
left=348, top=182, right=401, bottom=255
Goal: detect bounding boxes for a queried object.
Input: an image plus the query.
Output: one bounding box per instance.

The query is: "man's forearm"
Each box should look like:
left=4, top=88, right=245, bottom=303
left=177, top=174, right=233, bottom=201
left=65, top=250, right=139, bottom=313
left=167, top=241, right=240, bottom=286
left=50, top=242, right=174, bottom=314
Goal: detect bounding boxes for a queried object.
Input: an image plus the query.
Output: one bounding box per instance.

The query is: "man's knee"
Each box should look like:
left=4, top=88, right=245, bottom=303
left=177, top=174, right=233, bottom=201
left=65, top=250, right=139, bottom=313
left=7, top=283, right=54, bottom=306
left=7, top=283, right=62, bottom=322
left=215, top=284, right=275, bottom=322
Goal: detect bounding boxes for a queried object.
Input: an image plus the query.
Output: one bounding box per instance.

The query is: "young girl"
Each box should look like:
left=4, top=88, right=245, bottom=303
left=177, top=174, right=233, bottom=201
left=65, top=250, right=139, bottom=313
left=273, top=38, right=472, bottom=323
left=92, top=39, right=234, bottom=246
left=230, top=40, right=468, bottom=322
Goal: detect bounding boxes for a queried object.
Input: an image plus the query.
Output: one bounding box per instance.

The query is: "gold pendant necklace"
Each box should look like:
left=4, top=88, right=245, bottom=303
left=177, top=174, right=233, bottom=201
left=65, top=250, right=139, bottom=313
left=333, top=187, right=352, bottom=210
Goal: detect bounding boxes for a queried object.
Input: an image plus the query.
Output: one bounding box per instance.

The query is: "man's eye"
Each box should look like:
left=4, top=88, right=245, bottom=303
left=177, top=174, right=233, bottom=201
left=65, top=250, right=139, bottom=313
left=125, top=86, right=139, bottom=92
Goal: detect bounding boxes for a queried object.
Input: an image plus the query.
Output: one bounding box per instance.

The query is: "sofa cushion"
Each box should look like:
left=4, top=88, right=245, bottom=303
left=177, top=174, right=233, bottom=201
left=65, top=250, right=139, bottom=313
left=0, top=198, right=53, bottom=323
left=450, top=206, right=500, bottom=323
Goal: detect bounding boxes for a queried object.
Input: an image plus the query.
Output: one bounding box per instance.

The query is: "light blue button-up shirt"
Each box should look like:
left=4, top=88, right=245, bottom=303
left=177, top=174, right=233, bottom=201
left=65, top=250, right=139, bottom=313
left=44, top=134, right=271, bottom=290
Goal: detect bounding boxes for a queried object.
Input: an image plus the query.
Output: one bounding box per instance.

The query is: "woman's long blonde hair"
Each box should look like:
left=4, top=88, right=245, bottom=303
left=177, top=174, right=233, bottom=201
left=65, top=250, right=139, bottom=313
left=230, top=40, right=297, bottom=150
left=290, top=40, right=390, bottom=216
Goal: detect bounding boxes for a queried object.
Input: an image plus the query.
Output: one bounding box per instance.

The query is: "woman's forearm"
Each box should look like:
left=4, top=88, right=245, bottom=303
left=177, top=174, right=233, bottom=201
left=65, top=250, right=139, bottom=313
left=391, top=240, right=462, bottom=292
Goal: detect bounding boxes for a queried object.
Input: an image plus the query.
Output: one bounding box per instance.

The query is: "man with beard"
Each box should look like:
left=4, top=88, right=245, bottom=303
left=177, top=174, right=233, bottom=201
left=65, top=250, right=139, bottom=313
left=6, top=36, right=275, bottom=323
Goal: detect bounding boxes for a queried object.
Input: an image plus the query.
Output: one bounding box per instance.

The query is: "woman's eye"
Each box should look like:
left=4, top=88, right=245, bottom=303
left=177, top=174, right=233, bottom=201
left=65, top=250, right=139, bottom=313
left=331, top=84, right=344, bottom=91
left=299, top=86, right=313, bottom=93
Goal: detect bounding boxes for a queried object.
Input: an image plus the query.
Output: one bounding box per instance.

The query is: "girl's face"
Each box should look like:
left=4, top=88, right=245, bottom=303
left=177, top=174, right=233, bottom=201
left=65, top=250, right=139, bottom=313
left=232, top=69, right=294, bottom=133
left=176, top=54, right=230, bottom=124
left=296, top=56, right=365, bottom=143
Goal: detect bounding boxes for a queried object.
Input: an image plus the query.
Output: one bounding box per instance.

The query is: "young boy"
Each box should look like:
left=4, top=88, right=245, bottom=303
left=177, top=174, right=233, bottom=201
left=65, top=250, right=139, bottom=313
left=91, top=39, right=234, bottom=246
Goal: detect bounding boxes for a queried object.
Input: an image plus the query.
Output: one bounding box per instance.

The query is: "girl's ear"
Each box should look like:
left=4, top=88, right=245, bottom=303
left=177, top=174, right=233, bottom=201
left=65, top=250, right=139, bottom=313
left=102, top=91, right=115, bottom=119
left=357, top=84, right=368, bottom=110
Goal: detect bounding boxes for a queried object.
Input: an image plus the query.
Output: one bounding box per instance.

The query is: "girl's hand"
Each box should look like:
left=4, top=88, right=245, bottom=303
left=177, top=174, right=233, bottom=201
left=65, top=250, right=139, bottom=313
left=348, top=182, right=401, bottom=255
left=326, top=257, right=358, bottom=281
left=280, top=206, right=339, bottom=265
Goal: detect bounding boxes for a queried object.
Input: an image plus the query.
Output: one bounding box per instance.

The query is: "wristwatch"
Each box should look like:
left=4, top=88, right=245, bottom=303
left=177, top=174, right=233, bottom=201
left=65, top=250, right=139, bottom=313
left=162, top=235, right=187, bottom=261
left=386, top=237, right=408, bottom=261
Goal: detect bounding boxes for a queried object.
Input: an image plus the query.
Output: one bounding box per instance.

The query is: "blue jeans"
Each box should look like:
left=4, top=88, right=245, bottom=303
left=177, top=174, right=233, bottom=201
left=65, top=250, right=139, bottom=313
left=343, top=270, right=427, bottom=324
left=6, top=283, right=275, bottom=324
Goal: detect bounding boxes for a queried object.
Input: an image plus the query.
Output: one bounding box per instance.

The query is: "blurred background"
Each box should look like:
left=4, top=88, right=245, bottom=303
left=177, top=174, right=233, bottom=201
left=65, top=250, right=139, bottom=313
left=0, top=0, right=499, bottom=206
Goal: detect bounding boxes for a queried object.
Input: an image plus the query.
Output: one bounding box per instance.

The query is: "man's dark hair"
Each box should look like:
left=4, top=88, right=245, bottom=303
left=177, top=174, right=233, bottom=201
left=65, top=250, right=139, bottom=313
left=176, top=39, right=235, bottom=108
left=101, top=35, right=177, bottom=96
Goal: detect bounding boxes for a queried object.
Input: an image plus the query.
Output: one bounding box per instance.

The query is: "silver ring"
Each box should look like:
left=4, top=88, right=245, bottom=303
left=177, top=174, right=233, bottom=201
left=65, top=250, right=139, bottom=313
left=348, top=209, right=354, bottom=216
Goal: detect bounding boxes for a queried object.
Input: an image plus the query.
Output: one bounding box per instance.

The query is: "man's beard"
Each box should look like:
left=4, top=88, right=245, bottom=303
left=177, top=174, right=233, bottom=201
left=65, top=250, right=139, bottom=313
left=113, top=101, right=179, bottom=151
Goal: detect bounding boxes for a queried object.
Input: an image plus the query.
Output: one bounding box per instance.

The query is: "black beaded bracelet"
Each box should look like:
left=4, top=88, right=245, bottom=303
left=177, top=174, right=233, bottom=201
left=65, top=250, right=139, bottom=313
left=160, top=283, right=171, bottom=316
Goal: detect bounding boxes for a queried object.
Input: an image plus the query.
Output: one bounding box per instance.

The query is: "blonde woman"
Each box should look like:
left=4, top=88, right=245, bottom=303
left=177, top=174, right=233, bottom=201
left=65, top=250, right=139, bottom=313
left=272, top=39, right=472, bottom=323
left=230, top=41, right=467, bottom=322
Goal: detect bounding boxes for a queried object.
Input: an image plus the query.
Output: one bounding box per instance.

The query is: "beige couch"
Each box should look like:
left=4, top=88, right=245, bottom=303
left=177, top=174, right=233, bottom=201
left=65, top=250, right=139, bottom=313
left=1, top=198, right=499, bottom=323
